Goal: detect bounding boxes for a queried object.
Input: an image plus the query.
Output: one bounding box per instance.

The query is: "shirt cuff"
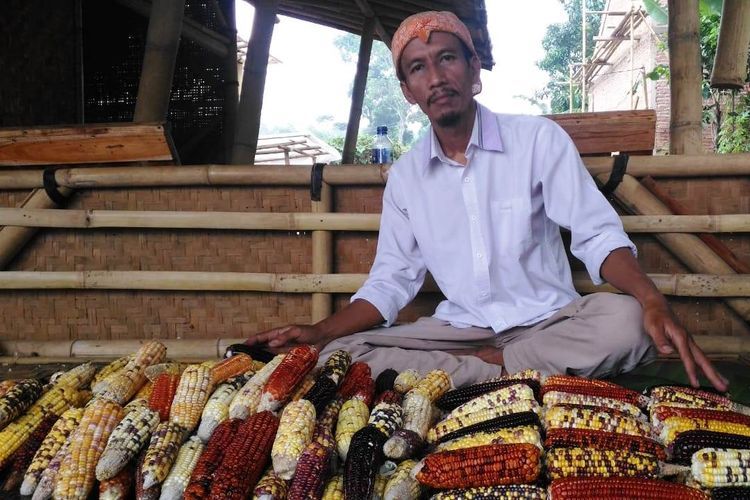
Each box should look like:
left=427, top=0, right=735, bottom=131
left=585, top=233, right=638, bottom=285
left=350, top=290, right=399, bottom=327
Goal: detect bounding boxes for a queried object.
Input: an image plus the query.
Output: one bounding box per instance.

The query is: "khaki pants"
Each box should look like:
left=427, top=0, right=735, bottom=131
left=320, top=293, right=657, bottom=388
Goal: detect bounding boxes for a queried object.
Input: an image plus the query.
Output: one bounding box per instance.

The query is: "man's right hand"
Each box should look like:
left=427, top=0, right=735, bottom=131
left=246, top=324, right=329, bottom=352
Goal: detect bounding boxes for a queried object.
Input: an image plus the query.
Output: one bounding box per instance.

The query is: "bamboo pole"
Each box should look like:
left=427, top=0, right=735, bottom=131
left=133, top=0, right=185, bottom=123
left=599, top=174, right=750, bottom=321
left=668, top=0, right=704, bottom=154
left=710, top=0, right=750, bottom=89
left=311, top=182, right=333, bottom=322
left=342, top=17, right=375, bottom=164
left=231, top=0, right=278, bottom=164
left=223, top=0, right=239, bottom=163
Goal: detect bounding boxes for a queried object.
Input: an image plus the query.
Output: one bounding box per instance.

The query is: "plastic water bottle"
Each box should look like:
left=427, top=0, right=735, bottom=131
left=371, top=126, right=393, bottom=164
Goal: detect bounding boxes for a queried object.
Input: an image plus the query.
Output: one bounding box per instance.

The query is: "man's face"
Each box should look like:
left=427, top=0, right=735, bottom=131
left=399, top=31, right=480, bottom=128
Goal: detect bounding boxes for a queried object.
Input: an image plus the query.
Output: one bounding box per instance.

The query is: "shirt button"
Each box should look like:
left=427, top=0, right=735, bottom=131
left=471, top=215, right=477, bottom=221
left=464, top=177, right=470, bottom=183
left=477, top=253, right=483, bottom=259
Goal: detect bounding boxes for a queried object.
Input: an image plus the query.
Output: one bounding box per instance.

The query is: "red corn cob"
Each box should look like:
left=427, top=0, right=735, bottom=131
left=148, top=373, right=180, bottom=422
left=1, top=413, right=58, bottom=492
left=210, top=353, right=253, bottom=386
left=207, top=411, right=279, bottom=500
left=258, top=345, right=318, bottom=412
left=542, top=375, right=649, bottom=408
left=338, top=362, right=372, bottom=400
left=652, top=405, right=750, bottom=428
left=548, top=477, right=710, bottom=499
left=183, top=418, right=241, bottom=500
left=374, top=389, right=403, bottom=406
left=545, top=428, right=666, bottom=461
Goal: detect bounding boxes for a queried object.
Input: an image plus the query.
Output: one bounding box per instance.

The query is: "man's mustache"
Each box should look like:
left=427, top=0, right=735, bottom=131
left=428, top=89, right=458, bottom=105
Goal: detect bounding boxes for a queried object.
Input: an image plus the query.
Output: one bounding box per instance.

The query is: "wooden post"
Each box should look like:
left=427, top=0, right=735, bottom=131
left=231, top=0, right=279, bottom=164
left=342, top=17, right=375, bottom=164
left=710, top=0, right=750, bottom=89
left=133, top=0, right=185, bottom=123
left=668, top=0, right=703, bottom=154
left=581, top=0, right=587, bottom=112
left=311, top=182, right=333, bottom=322
left=223, top=0, right=239, bottom=163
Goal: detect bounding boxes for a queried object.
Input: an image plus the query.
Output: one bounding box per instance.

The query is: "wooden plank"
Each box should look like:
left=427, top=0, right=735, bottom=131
left=0, top=123, right=173, bottom=166
left=545, top=109, right=656, bottom=155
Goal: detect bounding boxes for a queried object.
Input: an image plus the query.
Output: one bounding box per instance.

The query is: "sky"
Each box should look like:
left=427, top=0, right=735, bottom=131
left=235, top=1, right=567, bottom=138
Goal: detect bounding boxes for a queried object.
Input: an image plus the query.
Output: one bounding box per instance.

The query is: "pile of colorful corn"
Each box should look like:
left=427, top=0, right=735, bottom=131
left=0, top=342, right=748, bottom=499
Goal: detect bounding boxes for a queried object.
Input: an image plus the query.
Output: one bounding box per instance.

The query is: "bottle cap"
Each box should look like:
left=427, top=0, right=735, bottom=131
left=376, top=126, right=388, bottom=134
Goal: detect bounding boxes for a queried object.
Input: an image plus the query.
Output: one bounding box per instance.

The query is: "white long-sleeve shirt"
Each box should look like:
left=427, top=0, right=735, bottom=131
left=351, top=103, right=636, bottom=333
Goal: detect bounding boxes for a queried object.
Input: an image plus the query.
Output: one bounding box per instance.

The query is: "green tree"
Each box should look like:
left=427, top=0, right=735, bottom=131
left=537, top=0, right=606, bottom=113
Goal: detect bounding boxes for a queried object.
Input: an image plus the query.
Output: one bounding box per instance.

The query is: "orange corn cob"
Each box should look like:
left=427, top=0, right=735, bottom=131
left=148, top=373, right=180, bottom=421
left=414, top=443, right=541, bottom=489
left=545, top=428, right=666, bottom=461
left=1, top=413, right=58, bottom=492
left=258, top=345, right=318, bottom=412
left=183, top=418, right=241, bottom=500
left=210, top=353, right=253, bottom=386
left=548, top=477, right=710, bottom=499
left=208, top=411, right=280, bottom=500
left=338, top=362, right=372, bottom=400
left=542, top=375, right=649, bottom=408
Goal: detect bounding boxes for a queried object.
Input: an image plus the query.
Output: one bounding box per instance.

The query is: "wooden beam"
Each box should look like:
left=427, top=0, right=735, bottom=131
left=342, top=17, right=375, bottom=165
left=352, top=0, right=392, bottom=47
left=231, top=0, right=279, bottom=164
left=544, top=110, right=655, bottom=154
left=133, top=0, right=185, bottom=123
left=710, top=0, right=750, bottom=89
left=668, top=0, right=703, bottom=154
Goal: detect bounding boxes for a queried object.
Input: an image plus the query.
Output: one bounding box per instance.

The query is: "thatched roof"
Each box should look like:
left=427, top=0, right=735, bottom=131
left=245, top=0, right=494, bottom=70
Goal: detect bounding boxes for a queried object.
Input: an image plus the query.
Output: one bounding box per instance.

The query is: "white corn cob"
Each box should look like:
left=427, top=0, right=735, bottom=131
left=96, top=406, right=160, bottom=480
left=159, top=436, right=205, bottom=500
left=229, top=354, right=284, bottom=419
left=196, top=373, right=251, bottom=442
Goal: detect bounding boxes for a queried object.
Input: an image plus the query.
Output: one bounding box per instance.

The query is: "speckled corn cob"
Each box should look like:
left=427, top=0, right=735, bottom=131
left=383, top=392, right=433, bottom=460
left=435, top=377, right=541, bottom=412
left=54, top=398, right=124, bottom=500
left=183, top=419, right=240, bottom=500
left=98, top=463, right=134, bottom=500
left=141, top=421, right=189, bottom=489
left=135, top=448, right=160, bottom=500
left=21, top=407, right=84, bottom=496
left=543, top=390, right=645, bottom=420
left=691, top=448, right=750, bottom=487
left=0, top=378, right=43, bottom=430
left=286, top=422, right=336, bottom=499
left=0, top=380, right=16, bottom=397
left=94, top=356, right=133, bottom=386
left=544, top=404, right=653, bottom=438
left=437, top=425, right=543, bottom=452
left=383, top=459, right=421, bottom=500
left=304, top=350, right=350, bottom=413
left=317, top=396, right=344, bottom=430
left=253, top=468, right=289, bottom=500
left=431, top=410, right=542, bottom=445
left=144, top=363, right=184, bottom=382
left=321, top=474, right=344, bottom=500
left=651, top=405, right=750, bottom=432
left=447, top=383, right=535, bottom=417
left=319, top=349, right=352, bottom=386
left=32, top=434, right=73, bottom=500
left=670, top=429, right=750, bottom=465
left=427, top=399, right=540, bottom=444
left=211, top=353, right=254, bottom=385
left=659, top=416, right=750, bottom=445
left=229, top=354, right=284, bottom=419
left=258, top=345, right=319, bottom=412
left=124, top=397, right=151, bottom=415
left=196, top=373, right=250, bottom=442
left=393, top=370, right=421, bottom=394
left=546, top=446, right=660, bottom=480
left=336, top=396, right=370, bottom=460
left=159, top=435, right=204, bottom=500
left=96, top=363, right=149, bottom=405
left=544, top=427, right=666, bottom=460
left=1, top=412, right=58, bottom=492
left=430, top=484, right=547, bottom=499
left=169, top=364, right=213, bottom=432
left=96, top=405, right=160, bottom=481
left=271, top=399, right=316, bottom=480
left=54, top=362, right=97, bottom=390
left=650, top=385, right=739, bottom=411
left=548, top=477, right=710, bottom=499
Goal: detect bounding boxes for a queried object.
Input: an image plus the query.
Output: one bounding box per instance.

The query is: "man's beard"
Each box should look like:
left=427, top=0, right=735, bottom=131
left=436, top=111, right=461, bottom=128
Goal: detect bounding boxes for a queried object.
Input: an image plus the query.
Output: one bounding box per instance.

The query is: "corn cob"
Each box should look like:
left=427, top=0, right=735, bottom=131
left=318, top=395, right=343, bottom=430
left=435, top=377, right=540, bottom=412
left=428, top=399, right=540, bottom=444
left=54, top=362, right=97, bottom=390
left=183, top=418, right=241, bottom=500
left=169, top=364, right=213, bottom=432
left=393, top=369, right=421, bottom=394
left=99, top=462, right=134, bottom=500
left=141, top=421, right=189, bottom=489
left=253, top=468, right=289, bottom=500
left=336, top=397, right=370, bottom=460
left=94, top=356, right=133, bottom=385
left=543, top=375, right=650, bottom=408
left=1, top=412, right=58, bottom=491
left=149, top=373, right=180, bottom=421
left=135, top=448, right=161, bottom=500
left=196, top=372, right=251, bottom=442
left=132, top=340, right=168, bottom=367
left=545, top=427, right=666, bottom=460
left=290, top=370, right=319, bottom=401
left=548, top=477, right=711, bottom=499
left=437, top=425, right=543, bottom=452
left=272, top=399, right=316, bottom=480
left=229, top=354, right=284, bottom=419
left=305, top=351, right=350, bottom=412
left=430, top=484, right=548, bottom=499
left=446, top=383, right=536, bottom=418
left=369, top=401, right=404, bottom=437
left=652, top=405, right=750, bottom=432
left=286, top=421, right=336, bottom=499
left=304, top=376, right=338, bottom=414
left=31, top=432, right=73, bottom=500
left=546, top=446, right=660, bottom=480
left=383, top=459, right=421, bottom=500
left=375, top=389, right=403, bottom=406
left=210, top=353, right=253, bottom=385
left=375, top=368, right=399, bottom=395
left=144, top=362, right=184, bottom=382
left=344, top=425, right=388, bottom=499
left=319, top=349, right=352, bottom=386
left=650, top=385, right=742, bottom=411
left=135, top=381, right=154, bottom=401
left=321, top=474, right=344, bottom=500
left=208, top=410, right=280, bottom=500
left=0, top=378, right=43, bottom=430
left=690, top=448, right=750, bottom=487
left=660, top=416, right=750, bottom=445
left=338, top=361, right=372, bottom=399
left=96, top=363, right=149, bottom=405
left=544, top=389, right=645, bottom=419
left=96, top=405, right=160, bottom=480
left=54, top=398, right=124, bottom=500
left=414, top=443, right=541, bottom=489
left=258, top=345, right=318, bottom=412
left=125, top=397, right=151, bottom=415
left=373, top=470, right=389, bottom=499
left=0, top=379, right=17, bottom=397
left=159, top=435, right=204, bottom=500
left=20, top=407, right=84, bottom=496
left=670, top=429, right=750, bottom=465
left=544, top=404, right=653, bottom=438
left=431, top=410, right=541, bottom=445
left=709, top=487, right=750, bottom=499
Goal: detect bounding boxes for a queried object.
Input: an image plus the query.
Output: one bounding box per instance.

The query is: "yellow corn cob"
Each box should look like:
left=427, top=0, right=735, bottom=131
left=54, top=363, right=97, bottom=390
left=427, top=399, right=540, bottom=444
left=31, top=431, right=74, bottom=500
left=229, top=354, right=284, bottom=419
left=144, top=362, right=184, bottom=382
left=383, top=459, right=422, bottom=500
left=159, top=435, right=205, bottom=500
left=271, top=399, right=316, bottom=480
left=411, top=369, right=452, bottom=401
left=546, top=446, right=660, bottom=480
left=196, top=373, right=251, bottom=442
left=393, top=370, right=421, bottom=394
left=169, top=364, right=213, bottom=432
left=447, top=383, right=535, bottom=419
left=94, top=356, right=133, bottom=385
left=54, top=399, right=124, bottom=500
left=289, top=369, right=318, bottom=401
left=20, top=407, right=84, bottom=496
left=321, top=474, right=344, bottom=500
left=436, top=425, right=543, bottom=452
left=691, top=448, right=750, bottom=487
left=133, top=340, right=168, bottom=367
left=141, top=420, right=189, bottom=489
left=373, top=470, right=389, bottom=499
left=96, top=405, right=160, bottom=480
left=253, top=468, right=289, bottom=499
left=660, top=416, right=750, bottom=445
left=134, top=381, right=154, bottom=401
left=543, top=390, right=646, bottom=420
left=544, top=405, right=653, bottom=439
left=336, top=396, right=370, bottom=460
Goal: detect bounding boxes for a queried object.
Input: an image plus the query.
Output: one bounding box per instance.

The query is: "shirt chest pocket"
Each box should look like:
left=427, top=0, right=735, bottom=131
left=491, top=198, right=533, bottom=257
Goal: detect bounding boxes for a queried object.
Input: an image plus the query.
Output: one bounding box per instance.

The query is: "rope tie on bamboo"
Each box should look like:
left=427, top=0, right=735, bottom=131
left=310, top=162, right=326, bottom=201
left=43, top=168, right=69, bottom=206
left=599, top=153, right=629, bottom=196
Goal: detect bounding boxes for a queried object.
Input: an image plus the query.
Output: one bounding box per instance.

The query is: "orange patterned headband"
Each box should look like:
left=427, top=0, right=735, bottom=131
left=391, top=10, right=479, bottom=78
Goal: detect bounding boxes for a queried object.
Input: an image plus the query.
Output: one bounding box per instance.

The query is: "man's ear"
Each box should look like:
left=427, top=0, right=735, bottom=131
left=400, top=81, right=417, bottom=105
left=470, top=56, right=481, bottom=86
